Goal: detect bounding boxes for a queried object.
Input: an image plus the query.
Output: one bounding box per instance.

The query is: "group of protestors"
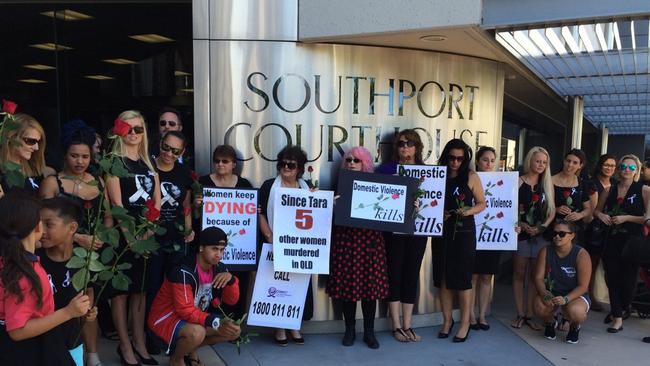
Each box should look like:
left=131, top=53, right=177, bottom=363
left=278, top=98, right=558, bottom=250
left=1, top=101, right=650, bottom=366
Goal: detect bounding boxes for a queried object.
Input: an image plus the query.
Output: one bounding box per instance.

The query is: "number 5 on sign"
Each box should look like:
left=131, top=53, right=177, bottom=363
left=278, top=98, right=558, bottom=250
left=272, top=188, right=334, bottom=274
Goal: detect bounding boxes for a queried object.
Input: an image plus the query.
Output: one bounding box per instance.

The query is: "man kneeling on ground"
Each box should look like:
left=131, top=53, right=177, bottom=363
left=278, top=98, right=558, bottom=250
left=148, top=227, right=240, bottom=366
left=533, top=220, right=591, bottom=344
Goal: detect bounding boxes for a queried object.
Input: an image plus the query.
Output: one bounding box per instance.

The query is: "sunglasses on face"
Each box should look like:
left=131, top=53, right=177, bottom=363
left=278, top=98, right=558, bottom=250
left=449, top=155, right=464, bottom=162
left=160, top=143, right=183, bottom=156
left=279, top=161, right=297, bottom=170
left=553, top=231, right=572, bottom=238
left=345, top=157, right=361, bottom=163
left=214, top=159, right=232, bottom=165
left=128, top=126, right=145, bottom=135
left=22, top=137, right=40, bottom=146
left=619, top=164, right=637, bottom=171
left=397, top=140, right=416, bottom=148
left=159, top=120, right=178, bottom=127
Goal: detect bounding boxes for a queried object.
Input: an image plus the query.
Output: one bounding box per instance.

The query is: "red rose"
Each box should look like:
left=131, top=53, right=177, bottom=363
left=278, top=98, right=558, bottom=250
left=419, top=176, right=426, bottom=182
left=307, top=166, right=314, bottom=173
left=431, top=199, right=438, bottom=207
left=563, top=190, right=571, bottom=198
left=183, top=207, right=191, bottom=217
left=616, top=197, right=624, bottom=205
left=496, top=211, right=504, bottom=218
left=239, top=228, right=246, bottom=235
left=459, top=193, right=466, bottom=201
left=2, top=99, right=17, bottom=114
left=112, top=118, right=130, bottom=137
left=588, top=188, right=597, bottom=196
left=531, top=193, right=540, bottom=203
left=497, top=180, right=503, bottom=186
left=83, top=201, right=93, bottom=210
left=144, top=199, right=160, bottom=222
left=391, top=193, right=400, bottom=199
left=546, top=266, right=552, bottom=274
left=190, top=171, right=199, bottom=182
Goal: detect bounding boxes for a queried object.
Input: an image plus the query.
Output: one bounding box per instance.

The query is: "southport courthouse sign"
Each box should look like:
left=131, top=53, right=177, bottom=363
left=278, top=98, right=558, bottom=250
left=201, top=42, right=504, bottom=187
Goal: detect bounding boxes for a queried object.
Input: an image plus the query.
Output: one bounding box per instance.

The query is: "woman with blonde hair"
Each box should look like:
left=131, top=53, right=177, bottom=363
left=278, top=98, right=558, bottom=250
left=594, top=154, right=650, bottom=333
left=512, top=146, right=556, bottom=330
left=0, top=113, right=54, bottom=196
left=106, top=110, right=161, bottom=365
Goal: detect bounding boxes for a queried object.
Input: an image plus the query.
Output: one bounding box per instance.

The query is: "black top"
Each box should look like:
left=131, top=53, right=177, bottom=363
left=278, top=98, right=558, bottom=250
left=119, top=158, right=156, bottom=219
left=518, top=179, right=546, bottom=241
left=445, top=174, right=475, bottom=228
left=0, top=173, right=44, bottom=196
left=55, top=175, right=102, bottom=235
left=36, top=247, right=82, bottom=349
left=157, top=162, right=193, bottom=243
left=553, top=179, right=592, bottom=220
left=198, top=174, right=253, bottom=190
left=604, top=181, right=645, bottom=237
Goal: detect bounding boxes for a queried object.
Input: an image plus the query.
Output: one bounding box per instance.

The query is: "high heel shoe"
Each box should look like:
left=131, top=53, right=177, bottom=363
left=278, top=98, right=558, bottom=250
left=453, top=326, right=470, bottom=343
left=132, top=343, right=159, bottom=365
left=438, top=319, right=455, bottom=339
left=117, top=345, right=141, bottom=366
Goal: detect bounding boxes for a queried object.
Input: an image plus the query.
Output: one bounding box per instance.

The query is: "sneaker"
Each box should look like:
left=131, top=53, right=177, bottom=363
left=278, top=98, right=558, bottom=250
left=566, top=326, right=580, bottom=344
left=544, top=322, right=557, bottom=340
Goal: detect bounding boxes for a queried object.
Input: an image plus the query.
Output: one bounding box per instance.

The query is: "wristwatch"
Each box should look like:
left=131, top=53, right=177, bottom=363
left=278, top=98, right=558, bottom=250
left=211, top=317, right=220, bottom=329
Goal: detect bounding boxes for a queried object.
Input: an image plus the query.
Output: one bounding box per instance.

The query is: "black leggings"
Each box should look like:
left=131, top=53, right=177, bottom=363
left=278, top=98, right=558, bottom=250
left=602, top=253, right=639, bottom=318
left=342, top=300, right=377, bottom=326
left=384, top=233, right=428, bottom=303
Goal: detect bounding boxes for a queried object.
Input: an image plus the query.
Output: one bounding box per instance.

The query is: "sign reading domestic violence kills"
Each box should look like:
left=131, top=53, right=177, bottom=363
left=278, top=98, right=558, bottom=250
left=397, top=164, right=447, bottom=236
left=334, top=170, right=418, bottom=233
left=475, top=172, right=518, bottom=251
left=247, top=244, right=310, bottom=330
left=202, top=188, right=258, bottom=270
left=272, top=188, right=334, bottom=274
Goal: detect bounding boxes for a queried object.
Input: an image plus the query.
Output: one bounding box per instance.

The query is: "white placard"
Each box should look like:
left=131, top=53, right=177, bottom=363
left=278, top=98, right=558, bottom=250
left=247, top=244, right=310, bottom=330
left=475, top=172, right=519, bottom=251
left=272, top=188, right=334, bottom=274
left=350, top=180, right=408, bottom=223
left=397, top=165, right=447, bottom=236
left=202, top=188, right=258, bottom=267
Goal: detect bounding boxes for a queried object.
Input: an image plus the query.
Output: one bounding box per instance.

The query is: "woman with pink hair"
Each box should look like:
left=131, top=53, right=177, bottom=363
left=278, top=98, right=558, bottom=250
left=326, top=146, right=389, bottom=349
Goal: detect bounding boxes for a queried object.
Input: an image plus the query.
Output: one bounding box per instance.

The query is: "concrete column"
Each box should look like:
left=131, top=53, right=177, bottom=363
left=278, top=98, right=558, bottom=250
left=600, top=125, right=609, bottom=154
left=518, top=128, right=527, bottom=167
left=570, top=96, right=584, bottom=149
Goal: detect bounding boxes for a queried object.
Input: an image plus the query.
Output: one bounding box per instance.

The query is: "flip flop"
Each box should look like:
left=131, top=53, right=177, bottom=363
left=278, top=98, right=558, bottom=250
left=523, top=317, right=542, bottom=331
left=511, top=315, right=525, bottom=329
left=392, top=328, right=410, bottom=342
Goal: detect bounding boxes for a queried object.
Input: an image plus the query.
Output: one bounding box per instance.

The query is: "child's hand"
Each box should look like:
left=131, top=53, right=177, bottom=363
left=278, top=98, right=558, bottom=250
left=85, top=306, right=98, bottom=322
left=65, top=292, right=90, bottom=319
left=212, top=272, right=233, bottom=289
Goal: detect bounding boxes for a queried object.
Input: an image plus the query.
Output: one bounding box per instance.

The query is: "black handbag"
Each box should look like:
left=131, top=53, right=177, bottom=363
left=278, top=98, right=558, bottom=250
left=587, top=219, right=608, bottom=248
left=621, top=235, right=650, bottom=266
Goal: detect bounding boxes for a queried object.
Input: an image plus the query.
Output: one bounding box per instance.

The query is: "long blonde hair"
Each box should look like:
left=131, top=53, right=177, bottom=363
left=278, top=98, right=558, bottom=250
left=110, top=110, right=155, bottom=173
left=522, top=146, right=555, bottom=221
left=0, top=113, right=46, bottom=176
left=616, top=154, right=642, bottom=182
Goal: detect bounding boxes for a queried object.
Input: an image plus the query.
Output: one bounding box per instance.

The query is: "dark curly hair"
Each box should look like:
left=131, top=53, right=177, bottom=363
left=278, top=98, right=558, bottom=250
left=276, top=145, right=308, bottom=178
left=61, top=119, right=96, bottom=153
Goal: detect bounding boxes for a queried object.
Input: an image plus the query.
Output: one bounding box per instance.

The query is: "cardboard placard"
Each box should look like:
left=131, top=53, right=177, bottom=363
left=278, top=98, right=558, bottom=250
left=397, top=164, right=447, bottom=236
left=475, top=172, right=519, bottom=251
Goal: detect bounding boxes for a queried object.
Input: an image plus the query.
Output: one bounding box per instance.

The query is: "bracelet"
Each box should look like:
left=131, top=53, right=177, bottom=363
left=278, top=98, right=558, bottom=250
left=644, top=218, right=650, bottom=225
left=563, top=296, right=569, bottom=305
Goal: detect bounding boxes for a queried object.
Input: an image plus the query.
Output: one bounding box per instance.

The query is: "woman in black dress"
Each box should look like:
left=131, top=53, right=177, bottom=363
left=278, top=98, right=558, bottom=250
left=0, top=113, right=55, bottom=197
left=106, top=110, right=161, bottom=365
left=594, top=154, right=650, bottom=333
left=550, top=149, right=593, bottom=234
left=433, top=138, right=486, bottom=343
left=39, top=120, right=111, bottom=366
left=584, top=154, right=616, bottom=311
left=258, top=145, right=313, bottom=346
left=196, top=144, right=253, bottom=319
left=327, top=146, right=388, bottom=349
left=375, top=129, right=428, bottom=342
left=469, top=146, right=500, bottom=331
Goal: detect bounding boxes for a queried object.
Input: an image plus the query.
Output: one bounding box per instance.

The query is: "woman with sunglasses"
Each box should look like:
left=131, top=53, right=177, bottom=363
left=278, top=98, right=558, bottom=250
left=375, top=129, right=428, bottom=342
left=583, top=154, right=617, bottom=311
left=433, top=138, right=486, bottom=343
left=197, top=145, right=253, bottom=320
left=106, top=110, right=161, bottom=366
left=0, top=113, right=55, bottom=197
left=258, top=145, right=313, bottom=346
left=327, top=147, right=388, bottom=349
left=511, top=147, right=555, bottom=330
left=469, top=146, right=501, bottom=331
left=594, top=154, right=650, bottom=333
left=533, top=220, right=591, bottom=344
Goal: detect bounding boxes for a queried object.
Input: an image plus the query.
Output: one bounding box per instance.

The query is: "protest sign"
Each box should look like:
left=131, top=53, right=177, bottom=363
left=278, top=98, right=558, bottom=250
left=202, top=187, right=258, bottom=270
left=247, top=244, right=311, bottom=330
left=334, top=170, right=418, bottom=233
left=272, top=188, right=334, bottom=274
left=397, top=164, right=447, bottom=236
left=475, top=172, right=518, bottom=251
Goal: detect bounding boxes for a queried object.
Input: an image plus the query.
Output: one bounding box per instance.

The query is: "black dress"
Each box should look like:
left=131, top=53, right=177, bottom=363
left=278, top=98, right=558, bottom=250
left=54, top=175, right=103, bottom=235
left=113, top=158, right=157, bottom=295
left=432, top=174, right=476, bottom=290
left=584, top=178, right=609, bottom=255
left=546, top=180, right=592, bottom=241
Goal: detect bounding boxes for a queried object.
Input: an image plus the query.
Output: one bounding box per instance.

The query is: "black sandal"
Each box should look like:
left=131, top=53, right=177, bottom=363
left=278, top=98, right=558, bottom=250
left=392, top=328, right=409, bottom=342
left=511, top=315, right=525, bottom=329
left=523, top=317, right=542, bottom=331
left=184, top=355, right=203, bottom=366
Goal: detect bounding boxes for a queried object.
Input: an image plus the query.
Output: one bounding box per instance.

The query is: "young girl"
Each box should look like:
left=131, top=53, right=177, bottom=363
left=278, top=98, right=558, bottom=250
left=0, top=192, right=91, bottom=366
